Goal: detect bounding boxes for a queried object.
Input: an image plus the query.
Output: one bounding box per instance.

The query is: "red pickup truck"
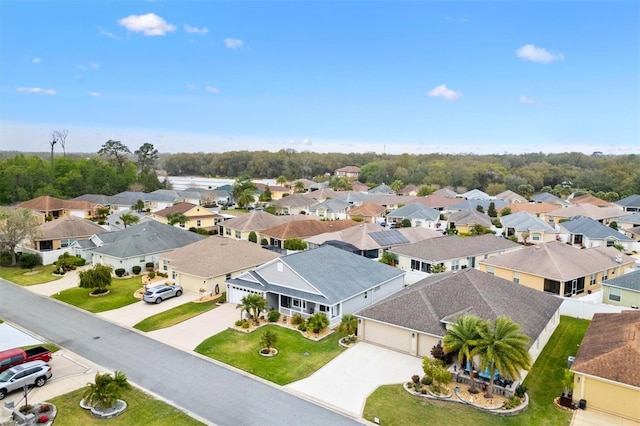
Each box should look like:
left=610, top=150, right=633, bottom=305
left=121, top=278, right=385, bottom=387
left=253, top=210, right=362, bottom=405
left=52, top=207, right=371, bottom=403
left=0, top=346, right=52, bottom=372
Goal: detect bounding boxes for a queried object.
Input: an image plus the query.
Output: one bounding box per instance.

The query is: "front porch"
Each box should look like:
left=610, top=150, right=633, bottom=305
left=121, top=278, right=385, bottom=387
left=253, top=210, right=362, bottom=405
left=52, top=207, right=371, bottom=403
left=271, top=294, right=341, bottom=327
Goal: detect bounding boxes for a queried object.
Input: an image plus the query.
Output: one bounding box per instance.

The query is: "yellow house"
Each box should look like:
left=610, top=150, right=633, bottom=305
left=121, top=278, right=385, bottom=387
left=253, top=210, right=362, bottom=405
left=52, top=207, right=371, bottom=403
left=153, top=202, right=222, bottom=231
left=157, top=236, right=281, bottom=295
left=17, top=195, right=102, bottom=220
left=571, top=311, right=640, bottom=422
left=479, top=241, right=636, bottom=297
left=601, top=269, right=640, bottom=309
left=218, top=210, right=289, bottom=242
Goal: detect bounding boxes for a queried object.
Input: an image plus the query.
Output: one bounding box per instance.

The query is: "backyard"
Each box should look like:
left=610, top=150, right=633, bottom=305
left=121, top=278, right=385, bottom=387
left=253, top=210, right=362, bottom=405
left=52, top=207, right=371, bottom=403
left=363, top=315, right=590, bottom=425
left=195, top=324, right=345, bottom=385
left=52, top=276, right=142, bottom=313
left=0, top=264, right=61, bottom=285
left=133, top=300, right=218, bottom=332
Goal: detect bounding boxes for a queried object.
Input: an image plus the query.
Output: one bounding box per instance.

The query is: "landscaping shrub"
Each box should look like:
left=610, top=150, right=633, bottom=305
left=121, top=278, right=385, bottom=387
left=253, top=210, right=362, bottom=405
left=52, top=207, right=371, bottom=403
left=241, top=320, right=250, bottom=329
left=0, top=251, right=12, bottom=266
left=132, top=265, right=141, bottom=275
left=504, top=396, right=521, bottom=410
left=411, top=375, right=420, bottom=384
left=37, top=414, right=49, bottom=424
left=421, top=389, right=427, bottom=395
left=17, top=253, right=42, bottom=270
left=145, top=262, right=154, bottom=270
left=421, top=376, right=433, bottom=386
left=515, top=384, right=528, bottom=398
left=267, top=310, right=281, bottom=322
left=291, top=313, right=305, bottom=325
left=19, top=405, right=32, bottom=413
left=38, top=404, right=51, bottom=413
left=431, top=342, right=454, bottom=365
left=148, top=271, right=156, bottom=279
left=235, top=320, right=244, bottom=327
left=297, top=323, right=307, bottom=332
left=218, top=291, right=226, bottom=303
left=114, top=268, right=125, bottom=277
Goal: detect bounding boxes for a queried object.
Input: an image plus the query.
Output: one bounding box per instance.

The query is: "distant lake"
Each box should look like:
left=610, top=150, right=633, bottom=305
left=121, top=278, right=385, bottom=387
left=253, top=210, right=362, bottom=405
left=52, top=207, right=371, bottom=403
left=165, top=176, right=276, bottom=191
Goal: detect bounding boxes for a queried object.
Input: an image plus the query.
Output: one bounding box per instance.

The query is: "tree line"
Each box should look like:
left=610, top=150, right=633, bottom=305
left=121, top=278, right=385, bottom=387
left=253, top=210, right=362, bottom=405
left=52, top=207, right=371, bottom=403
left=1, top=146, right=639, bottom=205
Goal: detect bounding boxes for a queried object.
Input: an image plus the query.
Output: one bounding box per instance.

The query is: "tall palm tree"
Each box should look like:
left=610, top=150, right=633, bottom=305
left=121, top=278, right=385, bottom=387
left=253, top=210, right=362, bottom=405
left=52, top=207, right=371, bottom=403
left=294, top=180, right=305, bottom=193
left=471, top=316, right=532, bottom=397
left=443, top=315, right=484, bottom=393
left=237, top=188, right=256, bottom=208
left=337, top=313, right=358, bottom=336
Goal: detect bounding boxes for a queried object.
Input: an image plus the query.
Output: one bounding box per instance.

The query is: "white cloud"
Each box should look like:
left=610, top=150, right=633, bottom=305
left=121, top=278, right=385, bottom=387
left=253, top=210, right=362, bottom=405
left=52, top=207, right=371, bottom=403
left=16, top=87, right=56, bottom=95
left=428, top=84, right=462, bottom=101
left=516, top=44, right=564, bottom=64
left=224, top=38, right=244, bottom=49
left=87, top=92, right=100, bottom=97
left=118, top=13, right=176, bottom=36
left=184, top=25, right=208, bottom=35
left=205, top=86, right=220, bottom=94
left=520, top=96, right=535, bottom=104
left=98, top=27, right=122, bottom=40
left=32, top=57, right=41, bottom=63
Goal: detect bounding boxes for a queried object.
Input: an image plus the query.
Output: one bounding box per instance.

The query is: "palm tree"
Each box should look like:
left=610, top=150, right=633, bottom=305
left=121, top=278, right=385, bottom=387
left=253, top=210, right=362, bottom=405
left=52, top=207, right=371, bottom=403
left=260, top=329, right=278, bottom=353
left=337, top=313, right=358, bottom=336
left=237, top=294, right=268, bottom=324
left=276, top=175, right=287, bottom=186
left=307, top=312, right=329, bottom=335
left=119, top=212, right=139, bottom=228
left=82, top=371, right=131, bottom=410
left=471, top=316, right=532, bottom=398
left=294, top=180, right=305, bottom=193
left=167, top=212, right=188, bottom=227
left=443, top=315, right=484, bottom=393
left=237, top=188, right=256, bottom=209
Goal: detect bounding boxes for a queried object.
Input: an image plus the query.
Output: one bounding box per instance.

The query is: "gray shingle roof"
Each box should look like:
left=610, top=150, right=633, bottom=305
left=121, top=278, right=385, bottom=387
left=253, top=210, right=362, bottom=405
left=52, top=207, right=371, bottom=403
left=448, top=199, right=508, bottom=212
left=462, top=189, right=491, bottom=200
left=368, top=184, right=395, bottom=194
left=386, top=203, right=440, bottom=221
left=532, top=192, right=567, bottom=205
left=228, top=245, right=404, bottom=304
left=309, top=198, right=351, bottom=213
left=612, top=213, right=640, bottom=226
left=559, top=216, right=633, bottom=241
left=356, top=268, right=562, bottom=345
left=500, top=212, right=557, bottom=233
left=602, top=269, right=640, bottom=292
left=615, top=194, right=640, bottom=208
left=390, top=234, right=521, bottom=262
left=91, top=220, right=205, bottom=258
left=35, top=216, right=107, bottom=240
left=448, top=209, right=492, bottom=227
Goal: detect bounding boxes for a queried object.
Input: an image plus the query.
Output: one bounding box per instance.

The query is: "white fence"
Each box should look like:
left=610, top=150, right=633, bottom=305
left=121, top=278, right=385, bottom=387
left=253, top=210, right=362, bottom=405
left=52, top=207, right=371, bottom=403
left=16, top=246, right=70, bottom=266
left=559, top=291, right=630, bottom=319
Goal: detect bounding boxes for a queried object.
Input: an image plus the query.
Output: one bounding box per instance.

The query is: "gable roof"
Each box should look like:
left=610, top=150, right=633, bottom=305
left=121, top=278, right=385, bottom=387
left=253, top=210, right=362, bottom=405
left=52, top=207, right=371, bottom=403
left=304, top=188, right=339, bottom=200
left=34, top=216, right=107, bottom=240
left=306, top=223, right=390, bottom=250
left=462, top=189, right=491, bottom=200
left=571, top=311, right=640, bottom=388
left=432, top=188, right=458, bottom=198
left=559, top=216, right=633, bottom=241
left=368, top=194, right=417, bottom=206
left=601, top=269, right=640, bottom=292
left=309, top=198, right=352, bottom=213
left=414, top=194, right=462, bottom=209
left=500, top=212, right=558, bottom=233
left=615, top=194, right=640, bottom=209
left=386, top=203, right=440, bottom=221
left=496, top=190, right=528, bottom=204
left=480, top=241, right=636, bottom=281
left=153, top=202, right=199, bottom=217
left=499, top=202, right=559, bottom=216
left=158, top=236, right=281, bottom=278
left=335, top=166, right=361, bottom=173
left=218, top=211, right=289, bottom=231
left=260, top=219, right=359, bottom=240
left=335, top=191, right=377, bottom=205
left=347, top=202, right=387, bottom=217
left=448, top=199, right=508, bottom=212
left=91, top=220, right=205, bottom=258
left=531, top=192, right=568, bottom=206
left=18, top=195, right=101, bottom=212
left=548, top=204, right=624, bottom=221
left=570, top=194, right=612, bottom=207
left=368, top=183, right=395, bottom=194
left=613, top=213, right=640, bottom=226
left=356, top=268, right=562, bottom=345
left=448, top=209, right=492, bottom=227
left=270, top=193, right=314, bottom=208
left=351, top=181, right=370, bottom=192
left=390, top=234, right=521, bottom=262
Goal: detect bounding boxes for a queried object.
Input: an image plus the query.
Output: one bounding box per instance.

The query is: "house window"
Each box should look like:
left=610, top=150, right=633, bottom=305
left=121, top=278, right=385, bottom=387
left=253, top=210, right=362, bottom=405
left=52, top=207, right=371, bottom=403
left=226, top=273, right=231, bottom=280
left=411, top=259, right=421, bottom=271
left=513, top=272, right=520, bottom=284
left=196, top=219, right=201, bottom=227
left=590, top=274, right=597, bottom=286
left=293, top=299, right=300, bottom=308
left=225, top=228, right=231, bottom=236
left=319, top=305, right=329, bottom=312
left=602, top=270, right=608, bottom=281
left=606, top=240, right=615, bottom=247
left=451, top=260, right=460, bottom=271
left=486, top=266, right=494, bottom=275
left=415, top=221, right=422, bottom=227
left=532, top=233, right=541, bottom=241
left=140, top=257, right=145, bottom=263
left=163, top=264, right=168, bottom=271
left=609, top=287, right=621, bottom=302
left=235, top=231, right=241, bottom=239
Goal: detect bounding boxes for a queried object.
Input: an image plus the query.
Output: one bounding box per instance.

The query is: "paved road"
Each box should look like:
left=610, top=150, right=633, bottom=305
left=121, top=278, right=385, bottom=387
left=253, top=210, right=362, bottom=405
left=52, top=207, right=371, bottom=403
left=0, top=280, right=362, bottom=426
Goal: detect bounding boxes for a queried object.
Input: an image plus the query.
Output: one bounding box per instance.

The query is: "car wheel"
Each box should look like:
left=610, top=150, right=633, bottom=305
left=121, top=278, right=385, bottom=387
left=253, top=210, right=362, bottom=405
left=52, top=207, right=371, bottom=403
left=0, top=389, right=6, bottom=400
left=155, top=298, right=162, bottom=304
left=35, top=376, right=47, bottom=387
left=176, top=290, right=182, bottom=297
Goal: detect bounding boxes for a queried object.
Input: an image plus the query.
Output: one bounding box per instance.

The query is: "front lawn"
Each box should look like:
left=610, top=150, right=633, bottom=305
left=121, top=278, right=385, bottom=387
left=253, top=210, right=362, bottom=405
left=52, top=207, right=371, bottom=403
left=47, top=386, right=204, bottom=425
left=195, top=325, right=345, bottom=385
left=133, top=300, right=218, bottom=332
left=0, top=264, right=62, bottom=285
left=52, top=277, right=142, bottom=313
left=363, top=315, right=590, bottom=425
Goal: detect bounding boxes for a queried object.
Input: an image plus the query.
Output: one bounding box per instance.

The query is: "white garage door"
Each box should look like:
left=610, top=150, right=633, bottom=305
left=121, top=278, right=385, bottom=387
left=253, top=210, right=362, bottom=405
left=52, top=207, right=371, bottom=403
left=228, top=285, right=263, bottom=304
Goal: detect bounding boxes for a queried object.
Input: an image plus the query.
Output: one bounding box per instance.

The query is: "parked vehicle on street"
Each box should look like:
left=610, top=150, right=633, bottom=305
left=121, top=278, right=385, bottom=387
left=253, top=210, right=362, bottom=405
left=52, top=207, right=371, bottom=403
left=0, top=346, right=52, bottom=373
left=0, top=361, right=52, bottom=400
left=143, top=284, right=183, bottom=304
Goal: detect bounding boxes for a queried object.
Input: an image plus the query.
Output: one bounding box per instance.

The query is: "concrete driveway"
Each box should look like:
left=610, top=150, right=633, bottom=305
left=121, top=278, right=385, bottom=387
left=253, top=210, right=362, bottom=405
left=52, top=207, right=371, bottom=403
left=572, top=409, right=640, bottom=426
left=286, top=342, right=423, bottom=417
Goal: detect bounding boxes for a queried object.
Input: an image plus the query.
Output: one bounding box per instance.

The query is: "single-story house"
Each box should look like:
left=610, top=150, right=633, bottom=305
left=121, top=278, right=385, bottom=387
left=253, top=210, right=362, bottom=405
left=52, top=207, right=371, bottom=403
left=260, top=219, right=359, bottom=250
left=153, top=202, right=223, bottom=231
left=356, top=268, right=562, bottom=374
left=571, top=311, right=640, bottom=422
left=89, top=220, right=205, bottom=273
left=531, top=192, right=569, bottom=207
left=557, top=216, right=634, bottom=252
left=226, top=245, right=405, bottom=327
left=386, top=203, right=442, bottom=230
left=461, top=189, right=491, bottom=200
left=569, top=194, right=612, bottom=208
left=495, top=190, right=528, bottom=204
left=334, top=166, right=361, bottom=180
left=368, top=194, right=417, bottom=210
left=309, top=199, right=352, bottom=220
left=269, top=193, right=314, bottom=215
left=498, top=202, right=562, bottom=218
left=346, top=202, right=387, bottom=224
left=446, top=199, right=508, bottom=215
left=390, top=234, right=522, bottom=274
left=218, top=211, right=292, bottom=241
left=601, top=269, right=640, bottom=309
left=18, top=195, right=102, bottom=220
left=542, top=204, right=624, bottom=226
left=447, top=209, right=492, bottom=234
left=614, top=194, right=640, bottom=213
left=413, top=194, right=462, bottom=211
left=157, top=236, right=281, bottom=295
left=303, top=188, right=339, bottom=201
left=479, top=241, right=637, bottom=297
left=368, top=183, right=395, bottom=195
left=500, top=211, right=558, bottom=244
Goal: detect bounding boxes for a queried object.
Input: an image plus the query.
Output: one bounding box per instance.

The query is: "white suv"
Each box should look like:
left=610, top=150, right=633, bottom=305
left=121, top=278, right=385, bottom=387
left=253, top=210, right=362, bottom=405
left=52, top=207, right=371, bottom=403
left=0, top=360, right=52, bottom=400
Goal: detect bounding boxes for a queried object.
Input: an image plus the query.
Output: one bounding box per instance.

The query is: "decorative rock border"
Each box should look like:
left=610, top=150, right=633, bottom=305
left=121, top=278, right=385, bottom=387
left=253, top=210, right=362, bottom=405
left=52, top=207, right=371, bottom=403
left=338, top=336, right=357, bottom=348
left=259, top=348, right=278, bottom=357
left=90, top=399, right=127, bottom=419
left=403, top=383, right=528, bottom=416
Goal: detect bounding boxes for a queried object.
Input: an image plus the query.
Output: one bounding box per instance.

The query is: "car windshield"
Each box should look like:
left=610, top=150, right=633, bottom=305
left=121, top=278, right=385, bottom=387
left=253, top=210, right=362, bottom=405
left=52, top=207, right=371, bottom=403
left=0, top=370, right=14, bottom=382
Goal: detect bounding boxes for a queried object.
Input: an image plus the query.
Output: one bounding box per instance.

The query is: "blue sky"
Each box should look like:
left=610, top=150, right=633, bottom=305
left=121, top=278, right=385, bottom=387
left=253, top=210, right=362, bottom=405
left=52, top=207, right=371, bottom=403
left=1, top=1, right=638, bottom=155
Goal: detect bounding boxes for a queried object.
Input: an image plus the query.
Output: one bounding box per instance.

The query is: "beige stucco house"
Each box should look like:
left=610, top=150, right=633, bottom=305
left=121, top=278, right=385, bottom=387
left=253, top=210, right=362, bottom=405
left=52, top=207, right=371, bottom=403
left=153, top=202, right=222, bottom=231
left=571, top=311, right=640, bottom=422
left=601, top=269, right=640, bottom=309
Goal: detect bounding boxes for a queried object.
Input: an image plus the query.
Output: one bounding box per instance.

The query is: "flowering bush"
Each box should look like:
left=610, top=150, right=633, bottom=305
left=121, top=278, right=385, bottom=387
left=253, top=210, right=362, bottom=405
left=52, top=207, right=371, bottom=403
left=38, top=404, right=51, bottom=413
left=37, top=415, right=49, bottom=424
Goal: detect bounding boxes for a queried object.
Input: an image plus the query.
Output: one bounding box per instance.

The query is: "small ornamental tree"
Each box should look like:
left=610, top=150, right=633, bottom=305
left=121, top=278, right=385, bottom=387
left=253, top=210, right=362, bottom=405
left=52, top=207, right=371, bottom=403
left=401, top=218, right=411, bottom=228
left=17, top=252, right=41, bottom=270
left=283, top=238, right=307, bottom=251
left=79, top=264, right=113, bottom=294
left=260, top=330, right=278, bottom=353
left=422, top=357, right=452, bottom=395
left=248, top=231, right=258, bottom=243
left=487, top=202, right=497, bottom=218
left=379, top=252, right=397, bottom=266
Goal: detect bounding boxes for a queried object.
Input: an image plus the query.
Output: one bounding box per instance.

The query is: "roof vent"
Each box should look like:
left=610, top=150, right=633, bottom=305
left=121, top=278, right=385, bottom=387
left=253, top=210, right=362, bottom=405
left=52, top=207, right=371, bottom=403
left=615, top=256, right=622, bottom=263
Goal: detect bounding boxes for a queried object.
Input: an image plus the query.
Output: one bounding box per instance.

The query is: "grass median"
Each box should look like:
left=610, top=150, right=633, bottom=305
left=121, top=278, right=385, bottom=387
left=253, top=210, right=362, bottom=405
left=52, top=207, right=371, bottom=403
left=363, top=316, right=590, bottom=426
left=0, top=264, right=62, bottom=285
left=195, top=324, right=345, bottom=385
left=52, top=277, right=142, bottom=313
left=133, top=300, right=218, bottom=332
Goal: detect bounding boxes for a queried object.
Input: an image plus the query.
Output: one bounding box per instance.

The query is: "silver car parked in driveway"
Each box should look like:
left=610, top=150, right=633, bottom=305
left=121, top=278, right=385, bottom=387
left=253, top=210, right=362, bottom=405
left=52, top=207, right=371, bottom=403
left=143, top=284, right=183, bottom=304
left=0, top=360, right=52, bottom=400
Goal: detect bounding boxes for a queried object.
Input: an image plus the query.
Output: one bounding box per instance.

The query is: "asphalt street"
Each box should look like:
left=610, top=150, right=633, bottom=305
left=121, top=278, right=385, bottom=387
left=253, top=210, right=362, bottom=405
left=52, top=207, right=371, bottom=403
left=0, top=279, right=362, bottom=426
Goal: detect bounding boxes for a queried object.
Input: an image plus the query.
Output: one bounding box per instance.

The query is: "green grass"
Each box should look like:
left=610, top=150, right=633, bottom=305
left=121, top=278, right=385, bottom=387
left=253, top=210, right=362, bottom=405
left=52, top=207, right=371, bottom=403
left=52, top=277, right=142, bottom=313
left=133, top=301, right=218, bottom=332
left=363, top=316, right=590, bottom=426
left=195, top=325, right=345, bottom=385
left=0, top=264, right=62, bottom=285
left=46, top=386, right=204, bottom=425
left=22, top=343, right=60, bottom=353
